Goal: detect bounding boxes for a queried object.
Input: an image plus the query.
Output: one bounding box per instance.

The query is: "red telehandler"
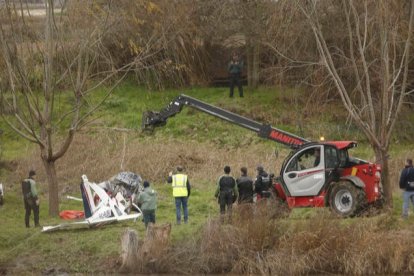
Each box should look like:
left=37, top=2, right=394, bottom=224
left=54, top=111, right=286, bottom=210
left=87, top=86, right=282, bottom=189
left=142, top=94, right=383, bottom=217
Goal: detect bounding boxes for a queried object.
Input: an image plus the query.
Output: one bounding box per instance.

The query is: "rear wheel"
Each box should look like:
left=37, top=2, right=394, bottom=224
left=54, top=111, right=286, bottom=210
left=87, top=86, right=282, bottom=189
left=329, top=182, right=364, bottom=217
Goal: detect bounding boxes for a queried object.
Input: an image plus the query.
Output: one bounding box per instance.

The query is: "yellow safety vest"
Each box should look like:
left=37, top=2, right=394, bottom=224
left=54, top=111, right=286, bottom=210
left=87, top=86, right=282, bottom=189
left=172, top=174, right=188, bottom=197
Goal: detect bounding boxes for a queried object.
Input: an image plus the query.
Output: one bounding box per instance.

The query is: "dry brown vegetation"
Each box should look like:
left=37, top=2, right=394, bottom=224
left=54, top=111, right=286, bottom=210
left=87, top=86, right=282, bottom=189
left=123, top=204, right=414, bottom=275
left=9, top=131, right=412, bottom=195
left=10, top=131, right=280, bottom=194
left=5, top=129, right=414, bottom=275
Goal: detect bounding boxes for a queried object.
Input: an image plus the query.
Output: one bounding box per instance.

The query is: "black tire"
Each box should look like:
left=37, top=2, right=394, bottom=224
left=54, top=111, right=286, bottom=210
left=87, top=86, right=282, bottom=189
left=329, top=182, right=364, bottom=217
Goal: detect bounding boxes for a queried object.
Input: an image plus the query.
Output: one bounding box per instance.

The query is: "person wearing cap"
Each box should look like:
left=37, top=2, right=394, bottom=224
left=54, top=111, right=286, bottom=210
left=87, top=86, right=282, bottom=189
left=215, top=166, right=238, bottom=221
left=237, top=167, right=254, bottom=204
left=21, top=170, right=40, bottom=228
left=136, top=181, right=157, bottom=228
left=167, top=166, right=191, bottom=225
left=254, top=165, right=272, bottom=201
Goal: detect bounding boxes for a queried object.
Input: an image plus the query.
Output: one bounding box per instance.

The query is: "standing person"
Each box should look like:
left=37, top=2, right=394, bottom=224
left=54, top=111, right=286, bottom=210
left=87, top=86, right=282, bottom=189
left=228, top=52, right=244, bottom=98
left=21, top=170, right=40, bottom=228
left=255, top=165, right=272, bottom=201
left=167, top=166, right=191, bottom=225
left=136, top=181, right=157, bottom=228
left=215, top=166, right=238, bottom=220
left=399, top=159, right=414, bottom=219
left=237, top=167, right=254, bottom=204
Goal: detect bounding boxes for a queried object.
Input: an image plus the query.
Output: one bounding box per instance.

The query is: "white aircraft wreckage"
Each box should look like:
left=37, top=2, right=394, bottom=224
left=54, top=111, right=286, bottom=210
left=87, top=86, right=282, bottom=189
left=0, top=183, right=4, bottom=205
left=42, top=173, right=142, bottom=233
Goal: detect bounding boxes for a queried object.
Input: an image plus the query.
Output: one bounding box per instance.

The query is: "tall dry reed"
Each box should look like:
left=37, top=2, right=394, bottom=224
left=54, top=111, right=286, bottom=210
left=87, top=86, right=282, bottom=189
left=131, top=204, right=414, bottom=275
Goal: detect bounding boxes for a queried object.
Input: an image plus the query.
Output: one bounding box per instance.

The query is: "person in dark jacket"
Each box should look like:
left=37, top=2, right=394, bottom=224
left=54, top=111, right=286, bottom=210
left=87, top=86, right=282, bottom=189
left=228, top=52, right=244, bottom=98
left=137, top=181, right=157, bottom=228
left=399, top=159, right=414, bottom=219
left=215, top=166, right=238, bottom=220
left=22, top=170, right=40, bottom=228
left=255, top=165, right=271, bottom=200
left=236, top=167, right=254, bottom=204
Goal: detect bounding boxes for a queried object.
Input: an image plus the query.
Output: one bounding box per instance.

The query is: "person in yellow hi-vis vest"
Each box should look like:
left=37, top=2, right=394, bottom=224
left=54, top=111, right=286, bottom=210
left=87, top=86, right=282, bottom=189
left=167, top=165, right=191, bottom=225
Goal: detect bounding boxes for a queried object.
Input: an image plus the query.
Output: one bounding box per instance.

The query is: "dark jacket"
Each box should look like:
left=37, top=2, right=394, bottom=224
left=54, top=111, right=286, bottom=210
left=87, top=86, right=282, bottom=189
left=228, top=60, right=243, bottom=75
left=237, top=175, right=254, bottom=203
left=22, top=178, right=38, bottom=201
left=399, top=165, right=414, bottom=191
left=215, top=175, right=238, bottom=199
left=255, top=171, right=271, bottom=194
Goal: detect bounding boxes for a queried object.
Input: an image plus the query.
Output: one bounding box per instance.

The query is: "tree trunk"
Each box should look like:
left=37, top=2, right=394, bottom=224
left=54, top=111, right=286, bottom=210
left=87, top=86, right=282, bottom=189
left=246, top=42, right=253, bottom=88
left=42, top=158, right=59, bottom=216
left=251, top=43, right=260, bottom=89
left=246, top=38, right=260, bottom=89
left=374, top=147, right=393, bottom=209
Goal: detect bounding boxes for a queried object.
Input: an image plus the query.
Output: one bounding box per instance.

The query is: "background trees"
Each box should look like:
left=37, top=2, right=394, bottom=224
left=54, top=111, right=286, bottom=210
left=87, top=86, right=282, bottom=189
left=297, top=0, right=414, bottom=207
left=0, top=0, right=162, bottom=215
left=1, top=0, right=414, bottom=214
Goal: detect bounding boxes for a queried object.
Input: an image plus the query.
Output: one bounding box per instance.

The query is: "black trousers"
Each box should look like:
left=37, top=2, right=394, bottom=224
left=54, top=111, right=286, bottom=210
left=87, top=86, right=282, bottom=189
left=24, top=199, right=39, bottom=227
left=219, top=191, right=233, bottom=215
left=229, top=73, right=243, bottom=97
left=142, top=209, right=156, bottom=228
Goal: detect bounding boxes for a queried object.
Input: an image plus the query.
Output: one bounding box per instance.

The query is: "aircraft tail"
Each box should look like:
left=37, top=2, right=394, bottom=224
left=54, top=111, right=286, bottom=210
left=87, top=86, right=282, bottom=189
left=80, top=180, right=93, bottom=218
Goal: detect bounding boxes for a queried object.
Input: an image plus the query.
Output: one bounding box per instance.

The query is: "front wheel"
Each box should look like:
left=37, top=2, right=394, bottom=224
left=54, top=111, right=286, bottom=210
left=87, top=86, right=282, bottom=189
left=329, top=182, right=364, bottom=217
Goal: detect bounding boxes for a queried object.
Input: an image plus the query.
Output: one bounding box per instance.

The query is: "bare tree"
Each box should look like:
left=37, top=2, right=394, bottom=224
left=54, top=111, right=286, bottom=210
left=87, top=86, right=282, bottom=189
left=297, top=0, right=414, bottom=207
left=239, top=0, right=270, bottom=89
left=0, top=0, right=150, bottom=215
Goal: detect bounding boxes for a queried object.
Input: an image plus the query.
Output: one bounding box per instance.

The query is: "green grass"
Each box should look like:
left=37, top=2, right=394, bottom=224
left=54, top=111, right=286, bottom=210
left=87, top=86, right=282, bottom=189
left=2, top=188, right=411, bottom=273
left=1, top=83, right=414, bottom=273
left=2, top=82, right=411, bottom=161
left=0, top=179, right=218, bottom=273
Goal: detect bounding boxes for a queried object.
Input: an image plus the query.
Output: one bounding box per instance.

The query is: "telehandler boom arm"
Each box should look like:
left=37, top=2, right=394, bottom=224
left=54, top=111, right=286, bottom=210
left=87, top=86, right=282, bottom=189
left=142, top=94, right=309, bottom=147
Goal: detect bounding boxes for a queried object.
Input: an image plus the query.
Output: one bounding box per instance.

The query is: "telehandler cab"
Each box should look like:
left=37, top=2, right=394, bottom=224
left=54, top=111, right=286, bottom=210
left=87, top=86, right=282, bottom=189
left=142, top=94, right=383, bottom=217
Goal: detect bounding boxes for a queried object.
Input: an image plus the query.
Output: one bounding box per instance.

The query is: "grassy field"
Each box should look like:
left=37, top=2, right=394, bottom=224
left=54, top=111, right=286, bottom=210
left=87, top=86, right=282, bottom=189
left=1, top=84, right=414, bottom=274
left=0, top=181, right=217, bottom=274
